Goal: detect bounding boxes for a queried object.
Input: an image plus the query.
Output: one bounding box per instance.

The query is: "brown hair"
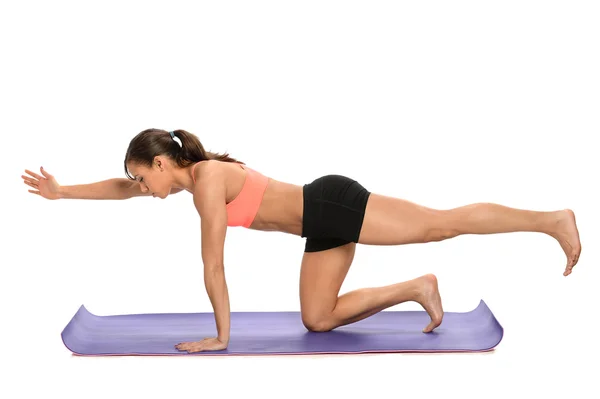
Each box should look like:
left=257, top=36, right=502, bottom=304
left=124, top=128, right=243, bottom=180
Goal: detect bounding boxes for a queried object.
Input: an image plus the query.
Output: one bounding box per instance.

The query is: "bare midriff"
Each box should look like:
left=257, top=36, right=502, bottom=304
left=247, top=178, right=304, bottom=236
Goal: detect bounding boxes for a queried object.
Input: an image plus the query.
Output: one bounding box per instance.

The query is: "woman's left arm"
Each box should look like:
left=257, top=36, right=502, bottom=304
left=175, top=163, right=230, bottom=353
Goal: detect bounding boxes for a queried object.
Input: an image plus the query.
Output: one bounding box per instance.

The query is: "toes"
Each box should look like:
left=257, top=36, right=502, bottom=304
left=422, top=319, right=441, bottom=333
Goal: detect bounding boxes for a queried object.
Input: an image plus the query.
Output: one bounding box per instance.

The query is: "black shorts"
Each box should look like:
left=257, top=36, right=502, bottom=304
left=301, top=174, right=371, bottom=252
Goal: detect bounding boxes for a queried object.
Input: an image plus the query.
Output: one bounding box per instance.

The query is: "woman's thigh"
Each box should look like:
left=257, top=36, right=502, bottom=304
left=358, top=193, right=451, bottom=245
left=299, top=242, right=356, bottom=324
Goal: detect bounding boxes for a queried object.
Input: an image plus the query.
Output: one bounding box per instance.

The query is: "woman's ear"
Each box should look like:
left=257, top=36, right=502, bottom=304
left=154, top=156, right=165, bottom=171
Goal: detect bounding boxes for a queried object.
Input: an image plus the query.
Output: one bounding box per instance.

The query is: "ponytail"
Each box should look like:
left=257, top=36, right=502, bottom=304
left=171, top=129, right=243, bottom=167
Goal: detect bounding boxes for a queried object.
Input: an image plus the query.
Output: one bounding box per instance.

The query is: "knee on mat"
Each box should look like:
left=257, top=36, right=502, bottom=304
left=302, top=315, right=334, bottom=332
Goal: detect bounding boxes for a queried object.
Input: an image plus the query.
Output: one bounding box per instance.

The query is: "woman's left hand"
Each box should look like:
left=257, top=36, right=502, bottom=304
left=175, top=337, right=228, bottom=353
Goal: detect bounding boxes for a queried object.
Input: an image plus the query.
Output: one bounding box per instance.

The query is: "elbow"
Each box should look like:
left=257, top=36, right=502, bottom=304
left=116, top=179, right=136, bottom=200
left=204, top=264, right=225, bottom=276
left=204, top=263, right=225, bottom=280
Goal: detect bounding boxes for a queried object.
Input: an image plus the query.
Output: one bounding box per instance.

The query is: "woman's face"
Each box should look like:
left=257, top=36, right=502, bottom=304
left=127, top=158, right=172, bottom=199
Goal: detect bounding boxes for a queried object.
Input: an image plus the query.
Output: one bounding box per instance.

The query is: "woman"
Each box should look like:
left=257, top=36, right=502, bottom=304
left=22, top=128, right=582, bottom=353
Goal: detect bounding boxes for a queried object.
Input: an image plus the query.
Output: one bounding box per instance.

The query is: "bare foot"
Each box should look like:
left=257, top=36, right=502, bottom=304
left=414, top=274, right=444, bottom=333
left=549, top=209, right=582, bottom=276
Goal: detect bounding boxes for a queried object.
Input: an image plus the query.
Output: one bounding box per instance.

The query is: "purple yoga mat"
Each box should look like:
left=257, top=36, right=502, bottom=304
left=61, top=300, right=503, bottom=355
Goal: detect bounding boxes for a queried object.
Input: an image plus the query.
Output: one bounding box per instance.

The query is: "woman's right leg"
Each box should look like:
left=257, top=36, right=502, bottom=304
left=358, top=194, right=582, bottom=276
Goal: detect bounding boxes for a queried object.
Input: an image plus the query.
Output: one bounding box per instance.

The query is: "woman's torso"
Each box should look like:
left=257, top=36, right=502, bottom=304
left=193, top=160, right=304, bottom=235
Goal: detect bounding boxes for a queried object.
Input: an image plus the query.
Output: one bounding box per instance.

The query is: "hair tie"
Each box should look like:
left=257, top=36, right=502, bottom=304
left=169, top=131, right=175, bottom=139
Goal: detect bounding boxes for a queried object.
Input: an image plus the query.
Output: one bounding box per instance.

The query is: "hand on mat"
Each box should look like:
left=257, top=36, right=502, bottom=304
left=175, top=337, right=228, bottom=353
left=22, top=167, right=61, bottom=200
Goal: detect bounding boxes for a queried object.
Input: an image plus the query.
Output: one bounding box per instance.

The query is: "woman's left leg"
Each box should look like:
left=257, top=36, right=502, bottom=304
left=357, top=193, right=582, bottom=276
left=299, top=242, right=443, bottom=333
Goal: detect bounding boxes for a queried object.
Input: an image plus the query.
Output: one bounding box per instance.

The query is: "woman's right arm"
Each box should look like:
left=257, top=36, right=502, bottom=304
left=22, top=166, right=150, bottom=200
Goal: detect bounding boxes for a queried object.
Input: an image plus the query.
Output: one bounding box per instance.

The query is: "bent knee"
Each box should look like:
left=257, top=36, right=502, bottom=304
left=302, top=314, right=334, bottom=332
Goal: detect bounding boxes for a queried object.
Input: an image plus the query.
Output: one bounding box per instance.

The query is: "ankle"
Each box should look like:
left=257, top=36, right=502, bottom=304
left=540, top=211, right=561, bottom=236
left=410, top=277, right=428, bottom=302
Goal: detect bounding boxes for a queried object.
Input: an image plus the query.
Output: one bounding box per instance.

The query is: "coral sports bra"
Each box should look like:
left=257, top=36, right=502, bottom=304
left=191, top=162, right=269, bottom=228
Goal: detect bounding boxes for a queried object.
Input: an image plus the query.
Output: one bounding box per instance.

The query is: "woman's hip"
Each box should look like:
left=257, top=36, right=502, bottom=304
left=301, top=174, right=371, bottom=242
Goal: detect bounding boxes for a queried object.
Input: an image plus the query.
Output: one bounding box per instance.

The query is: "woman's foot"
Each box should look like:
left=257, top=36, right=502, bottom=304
left=414, top=274, right=444, bottom=332
left=548, top=209, right=582, bottom=276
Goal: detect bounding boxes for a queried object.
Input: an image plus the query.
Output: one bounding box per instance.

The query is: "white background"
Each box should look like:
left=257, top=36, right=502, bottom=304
left=2, top=1, right=598, bottom=398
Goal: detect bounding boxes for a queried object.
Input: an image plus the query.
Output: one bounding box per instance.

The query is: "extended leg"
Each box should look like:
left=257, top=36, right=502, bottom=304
left=358, top=194, right=582, bottom=276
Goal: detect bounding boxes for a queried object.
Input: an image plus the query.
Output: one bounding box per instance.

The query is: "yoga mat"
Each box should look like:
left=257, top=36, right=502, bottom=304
left=61, top=300, right=503, bottom=356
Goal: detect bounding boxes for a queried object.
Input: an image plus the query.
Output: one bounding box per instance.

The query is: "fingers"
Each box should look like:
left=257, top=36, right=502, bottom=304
left=22, top=176, right=41, bottom=195
left=175, top=342, right=204, bottom=353
left=175, top=343, right=191, bottom=351
left=24, top=180, right=39, bottom=191
left=24, top=169, right=44, bottom=180
left=40, top=166, right=52, bottom=178
left=22, top=176, right=39, bottom=186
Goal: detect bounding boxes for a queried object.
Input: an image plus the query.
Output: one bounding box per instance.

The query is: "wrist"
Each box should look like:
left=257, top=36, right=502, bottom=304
left=218, top=336, right=229, bottom=344
left=57, top=186, right=66, bottom=199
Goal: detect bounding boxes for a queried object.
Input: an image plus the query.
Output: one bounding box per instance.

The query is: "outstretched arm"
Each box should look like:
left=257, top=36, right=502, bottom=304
left=176, top=163, right=230, bottom=353
left=60, top=178, right=151, bottom=199
left=23, top=166, right=184, bottom=200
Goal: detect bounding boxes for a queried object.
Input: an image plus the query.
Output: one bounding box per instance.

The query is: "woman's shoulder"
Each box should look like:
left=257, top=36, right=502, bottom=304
left=207, top=159, right=247, bottom=171
left=193, top=160, right=247, bottom=182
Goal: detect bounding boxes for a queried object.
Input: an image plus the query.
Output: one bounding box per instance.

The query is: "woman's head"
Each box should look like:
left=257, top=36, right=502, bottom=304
left=124, top=128, right=242, bottom=198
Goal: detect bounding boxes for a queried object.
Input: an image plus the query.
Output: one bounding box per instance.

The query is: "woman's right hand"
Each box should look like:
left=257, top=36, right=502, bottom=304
left=22, top=167, right=62, bottom=200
